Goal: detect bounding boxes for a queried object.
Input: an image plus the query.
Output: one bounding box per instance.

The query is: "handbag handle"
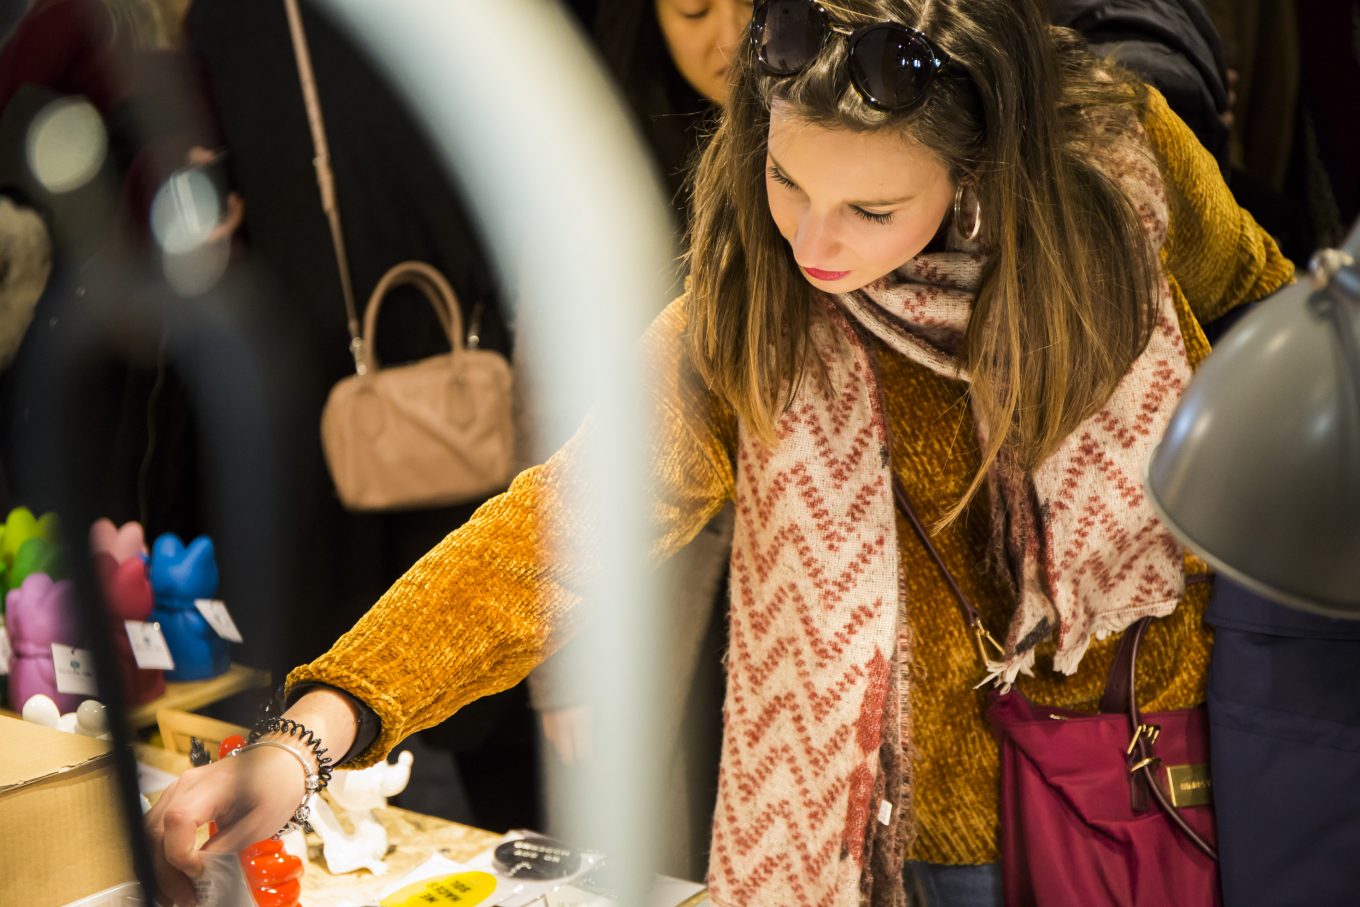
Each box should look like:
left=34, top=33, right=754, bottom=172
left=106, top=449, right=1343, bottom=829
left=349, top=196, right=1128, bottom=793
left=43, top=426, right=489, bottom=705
left=1099, top=606, right=1219, bottom=860
left=361, top=261, right=465, bottom=374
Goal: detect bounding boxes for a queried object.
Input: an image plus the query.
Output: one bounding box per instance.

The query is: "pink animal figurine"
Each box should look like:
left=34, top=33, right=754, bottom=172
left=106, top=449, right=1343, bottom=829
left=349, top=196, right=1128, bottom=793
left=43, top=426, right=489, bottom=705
left=96, top=551, right=165, bottom=705
left=89, top=519, right=148, bottom=564
left=7, top=573, right=85, bottom=713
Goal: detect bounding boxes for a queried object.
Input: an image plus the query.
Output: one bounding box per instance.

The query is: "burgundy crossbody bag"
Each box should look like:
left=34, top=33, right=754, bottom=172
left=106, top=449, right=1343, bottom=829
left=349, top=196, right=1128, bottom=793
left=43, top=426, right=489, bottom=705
left=892, top=476, right=1221, bottom=906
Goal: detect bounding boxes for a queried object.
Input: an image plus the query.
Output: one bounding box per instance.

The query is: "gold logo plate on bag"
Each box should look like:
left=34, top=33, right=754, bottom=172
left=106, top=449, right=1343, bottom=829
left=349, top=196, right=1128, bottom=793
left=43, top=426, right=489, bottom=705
left=1165, top=763, right=1212, bottom=808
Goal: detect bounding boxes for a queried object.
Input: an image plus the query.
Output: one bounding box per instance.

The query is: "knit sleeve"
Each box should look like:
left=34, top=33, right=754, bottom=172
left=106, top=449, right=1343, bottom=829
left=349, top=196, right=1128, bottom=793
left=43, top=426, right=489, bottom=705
left=285, top=295, right=737, bottom=767
left=1143, top=87, right=1295, bottom=325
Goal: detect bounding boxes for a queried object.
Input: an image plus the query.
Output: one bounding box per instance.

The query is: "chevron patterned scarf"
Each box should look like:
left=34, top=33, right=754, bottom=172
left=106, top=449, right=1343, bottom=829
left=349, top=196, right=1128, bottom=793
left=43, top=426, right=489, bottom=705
left=706, top=119, right=1191, bottom=906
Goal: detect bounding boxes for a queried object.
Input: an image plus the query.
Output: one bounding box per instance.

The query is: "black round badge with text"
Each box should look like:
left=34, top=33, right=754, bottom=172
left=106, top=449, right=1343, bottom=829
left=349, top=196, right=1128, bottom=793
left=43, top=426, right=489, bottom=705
left=492, top=836, right=582, bottom=880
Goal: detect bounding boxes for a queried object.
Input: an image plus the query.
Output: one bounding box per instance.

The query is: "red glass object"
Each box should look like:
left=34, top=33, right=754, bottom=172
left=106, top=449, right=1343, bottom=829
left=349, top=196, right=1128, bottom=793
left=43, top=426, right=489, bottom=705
left=218, top=735, right=247, bottom=760
left=210, top=734, right=305, bottom=907
left=240, top=838, right=304, bottom=907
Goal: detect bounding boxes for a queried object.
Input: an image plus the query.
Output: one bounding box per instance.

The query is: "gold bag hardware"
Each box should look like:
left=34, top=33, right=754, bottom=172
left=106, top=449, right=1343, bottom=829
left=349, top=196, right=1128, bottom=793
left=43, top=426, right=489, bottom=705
left=1164, top=763, right=1212, bottom=808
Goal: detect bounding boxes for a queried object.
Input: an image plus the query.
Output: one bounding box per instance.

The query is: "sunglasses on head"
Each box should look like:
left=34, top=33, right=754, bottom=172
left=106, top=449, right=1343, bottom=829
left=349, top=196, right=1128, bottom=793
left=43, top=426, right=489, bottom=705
left=750, top=0, right=949, bottom=112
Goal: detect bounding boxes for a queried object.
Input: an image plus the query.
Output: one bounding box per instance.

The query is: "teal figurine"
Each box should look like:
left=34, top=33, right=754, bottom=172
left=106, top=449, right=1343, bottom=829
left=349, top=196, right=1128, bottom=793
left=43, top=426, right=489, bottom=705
left=150, top=534, right=227, bottom=680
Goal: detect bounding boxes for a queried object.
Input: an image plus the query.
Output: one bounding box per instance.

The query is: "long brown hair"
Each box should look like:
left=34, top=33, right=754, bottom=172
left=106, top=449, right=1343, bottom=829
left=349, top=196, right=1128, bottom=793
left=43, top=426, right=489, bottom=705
left=687, top=0, right=1158, bottom=523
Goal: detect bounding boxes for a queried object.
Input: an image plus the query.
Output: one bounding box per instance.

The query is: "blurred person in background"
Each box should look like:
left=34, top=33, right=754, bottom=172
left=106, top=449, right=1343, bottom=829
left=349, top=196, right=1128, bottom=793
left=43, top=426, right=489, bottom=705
left=0, top=0, right=228, bottom=538
left=1201, top=0, right=1359, bottom=266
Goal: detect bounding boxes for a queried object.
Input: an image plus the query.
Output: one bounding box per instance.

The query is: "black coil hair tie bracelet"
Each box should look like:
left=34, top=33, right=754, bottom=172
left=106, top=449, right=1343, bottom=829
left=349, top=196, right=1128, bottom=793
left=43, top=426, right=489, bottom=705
left=249, top=715, right=335, bottom=792
left=233, top=710, right=337, bottom=836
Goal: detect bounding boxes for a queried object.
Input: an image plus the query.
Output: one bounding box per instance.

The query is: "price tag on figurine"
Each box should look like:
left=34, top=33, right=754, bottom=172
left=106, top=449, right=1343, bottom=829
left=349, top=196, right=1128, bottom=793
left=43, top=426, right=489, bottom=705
left=194, top=599, right=243, bottom=643
left=125, top=620, right=176, bottom=670
left=51, top=644, right=100, bottom=696
left=0, top=625, right=11, bottom=675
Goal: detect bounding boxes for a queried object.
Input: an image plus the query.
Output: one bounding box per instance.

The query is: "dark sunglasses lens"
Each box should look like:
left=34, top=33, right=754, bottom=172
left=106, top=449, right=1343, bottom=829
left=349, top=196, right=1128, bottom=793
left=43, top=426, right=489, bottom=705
left=756, top=0, right=827, bottom=75
left=849, top=27, right=937, bottom=109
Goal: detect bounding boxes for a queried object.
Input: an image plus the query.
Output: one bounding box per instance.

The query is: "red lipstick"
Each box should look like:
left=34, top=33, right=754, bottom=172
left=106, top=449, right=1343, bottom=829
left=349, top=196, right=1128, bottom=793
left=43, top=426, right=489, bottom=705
left=803, top=265, right=851, bottom=282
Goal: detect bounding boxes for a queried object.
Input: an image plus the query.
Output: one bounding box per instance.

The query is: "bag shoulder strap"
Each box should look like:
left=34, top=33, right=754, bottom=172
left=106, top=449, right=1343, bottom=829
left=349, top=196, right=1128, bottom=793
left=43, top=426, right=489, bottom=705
left=891, top=470, right=1144, bottom=715
left=889, top=476, right=1005, bottom=662
left=858, top=311, right=1217, bottom=861
left=284, top=0, right=365, bottom=374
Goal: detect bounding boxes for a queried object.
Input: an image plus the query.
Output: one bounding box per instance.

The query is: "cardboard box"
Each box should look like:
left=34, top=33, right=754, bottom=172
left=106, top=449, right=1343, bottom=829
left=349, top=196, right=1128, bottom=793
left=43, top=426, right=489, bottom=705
left=0, top=715, right=136, bottom=906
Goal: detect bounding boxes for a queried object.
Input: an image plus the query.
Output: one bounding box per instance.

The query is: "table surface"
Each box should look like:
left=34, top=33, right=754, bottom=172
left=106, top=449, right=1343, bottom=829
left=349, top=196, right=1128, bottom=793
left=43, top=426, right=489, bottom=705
left=136, top=744, right=502, bottom=902
left=135, top=745, right=709, bottom=906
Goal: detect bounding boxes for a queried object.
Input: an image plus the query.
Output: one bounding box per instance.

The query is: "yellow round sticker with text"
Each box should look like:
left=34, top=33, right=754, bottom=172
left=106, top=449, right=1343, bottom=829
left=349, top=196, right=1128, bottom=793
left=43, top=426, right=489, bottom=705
left=379, top=871, right=499, bottom=906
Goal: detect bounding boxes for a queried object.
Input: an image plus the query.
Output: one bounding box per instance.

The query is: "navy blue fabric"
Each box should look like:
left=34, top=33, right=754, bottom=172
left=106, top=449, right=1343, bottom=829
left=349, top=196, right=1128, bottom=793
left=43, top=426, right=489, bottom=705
left=1207, top=578, right=1360, bottom=906
left=903, top=861, right=1003, bottom=907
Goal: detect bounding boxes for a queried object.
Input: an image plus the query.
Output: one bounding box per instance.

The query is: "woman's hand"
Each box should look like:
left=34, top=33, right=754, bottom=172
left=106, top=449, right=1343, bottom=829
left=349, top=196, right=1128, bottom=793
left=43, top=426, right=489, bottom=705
left=144, top=745, right=304, bottom=905
left=144, top=688, right=360, bottom=905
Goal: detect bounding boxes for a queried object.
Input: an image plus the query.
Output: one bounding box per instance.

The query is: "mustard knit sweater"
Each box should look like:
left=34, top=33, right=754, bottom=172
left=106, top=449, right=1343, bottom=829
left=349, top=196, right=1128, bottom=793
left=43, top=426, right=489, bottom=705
left=289, top=90, right=1293, bottom=864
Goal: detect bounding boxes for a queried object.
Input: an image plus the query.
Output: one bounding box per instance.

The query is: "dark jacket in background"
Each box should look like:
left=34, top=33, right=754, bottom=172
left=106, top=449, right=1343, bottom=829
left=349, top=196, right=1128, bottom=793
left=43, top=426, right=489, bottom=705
left=1207, top=579, right=1360, bottom=906
left=1050, top=0, right=1230, bottom=172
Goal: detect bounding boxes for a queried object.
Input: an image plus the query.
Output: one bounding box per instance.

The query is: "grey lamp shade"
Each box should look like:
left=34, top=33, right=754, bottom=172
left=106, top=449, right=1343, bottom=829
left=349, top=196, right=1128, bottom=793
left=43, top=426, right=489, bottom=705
left=1147, top=276, right=1360, bottom=617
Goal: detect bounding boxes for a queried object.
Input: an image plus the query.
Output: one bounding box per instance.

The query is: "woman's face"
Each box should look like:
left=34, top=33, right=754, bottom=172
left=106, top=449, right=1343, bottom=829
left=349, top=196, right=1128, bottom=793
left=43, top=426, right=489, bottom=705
left=655, top=0, right=752, bottom=105
left=765, top=103, right=956, bottom=293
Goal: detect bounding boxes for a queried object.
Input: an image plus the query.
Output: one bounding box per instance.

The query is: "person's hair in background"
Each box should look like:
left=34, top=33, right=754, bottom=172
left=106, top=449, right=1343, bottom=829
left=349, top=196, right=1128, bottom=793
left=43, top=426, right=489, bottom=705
left=593, top=0, right=750, bottom=213
left=689, top=0, right=1160, bottom=523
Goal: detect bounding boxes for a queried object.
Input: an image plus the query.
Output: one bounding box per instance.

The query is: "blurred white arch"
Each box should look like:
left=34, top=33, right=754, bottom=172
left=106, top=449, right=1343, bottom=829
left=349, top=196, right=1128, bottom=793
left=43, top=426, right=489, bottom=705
left=315, top=0, right=677, bottom=898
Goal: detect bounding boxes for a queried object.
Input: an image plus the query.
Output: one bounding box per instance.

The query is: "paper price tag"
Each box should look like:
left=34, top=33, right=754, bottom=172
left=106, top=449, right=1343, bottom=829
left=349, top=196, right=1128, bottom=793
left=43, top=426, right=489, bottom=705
left=125, top=620, right=176, bottom=670
left=194, top=599, right=243, bottom=643
left=194, top=852, right=255, bottom=907
left=51, top=644, right=100, bottom=697
left=0, top=625, right=11, bottom=676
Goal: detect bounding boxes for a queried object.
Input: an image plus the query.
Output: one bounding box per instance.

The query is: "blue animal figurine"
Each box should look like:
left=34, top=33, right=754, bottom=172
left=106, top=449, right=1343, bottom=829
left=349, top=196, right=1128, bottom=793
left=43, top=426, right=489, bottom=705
left=150, top=534, right=227, bottom=681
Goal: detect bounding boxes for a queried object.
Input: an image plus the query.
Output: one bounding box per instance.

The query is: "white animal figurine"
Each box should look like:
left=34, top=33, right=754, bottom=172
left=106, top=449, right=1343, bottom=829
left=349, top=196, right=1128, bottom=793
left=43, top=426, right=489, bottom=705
left=73, top=699, right=111, bottom=738
left=308, top=750, right=413, bottom=876
left=20, top=694, right=112, bottom=740
left=20, top=692, right=62, bottom=729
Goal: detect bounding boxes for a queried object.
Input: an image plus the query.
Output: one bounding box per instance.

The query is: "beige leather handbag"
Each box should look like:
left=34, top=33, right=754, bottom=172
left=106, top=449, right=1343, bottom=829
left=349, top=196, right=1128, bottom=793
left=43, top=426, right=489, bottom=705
left=286, top=0, right=513, bottom=510
left=320, top=262, right=513, bottom=510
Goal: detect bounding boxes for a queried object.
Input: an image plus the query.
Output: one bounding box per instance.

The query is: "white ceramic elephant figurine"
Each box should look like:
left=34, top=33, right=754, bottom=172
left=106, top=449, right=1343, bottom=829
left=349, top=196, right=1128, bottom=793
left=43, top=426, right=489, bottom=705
left=309, top=750, right=413, bottom=876
left=328, top=749, right=414, bottom=813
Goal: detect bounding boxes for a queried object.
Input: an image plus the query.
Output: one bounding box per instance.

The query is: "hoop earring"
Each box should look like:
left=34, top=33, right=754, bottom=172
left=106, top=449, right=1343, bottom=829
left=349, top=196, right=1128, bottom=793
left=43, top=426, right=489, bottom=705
left=953, top=183, right=982, bottom=243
